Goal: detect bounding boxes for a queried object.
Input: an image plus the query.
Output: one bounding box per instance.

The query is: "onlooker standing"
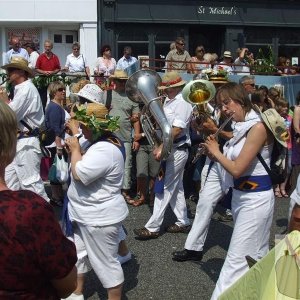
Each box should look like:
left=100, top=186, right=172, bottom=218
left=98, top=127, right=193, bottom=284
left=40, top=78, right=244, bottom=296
left=116, top=46, right=137, bottom=75
left=233, top=47, right=254, bottom=75
left=239, top=75, right=256, bottom=96
left=0, top=101, right=77, bottom=300
left=94, top=44, right=116, bottom=84
left=63, top=42, right=90, bottom=80
left=215, top=51, right=234, bottom=74
left=4, top=36, right=29, bottom=64
left=35, top=39, right=61, bottom=110
left=24, top=42, right=39, bottom=69
left=166, top=37, right=191, bottom=73
left=0, top=57, right=50, bottom=202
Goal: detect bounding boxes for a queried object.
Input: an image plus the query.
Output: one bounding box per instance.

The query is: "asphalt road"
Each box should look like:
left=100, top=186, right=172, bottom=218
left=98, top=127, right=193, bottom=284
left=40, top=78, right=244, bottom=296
left=57, top=194, right=289, bottom=300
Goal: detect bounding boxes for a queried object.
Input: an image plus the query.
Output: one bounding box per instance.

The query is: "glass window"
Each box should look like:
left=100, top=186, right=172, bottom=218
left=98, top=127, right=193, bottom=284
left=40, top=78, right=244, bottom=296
left=244, top=27, right=272, bottom=44
left=66, top=35, right=74, bottom=44
left=54, top=34, right=62, bottom=43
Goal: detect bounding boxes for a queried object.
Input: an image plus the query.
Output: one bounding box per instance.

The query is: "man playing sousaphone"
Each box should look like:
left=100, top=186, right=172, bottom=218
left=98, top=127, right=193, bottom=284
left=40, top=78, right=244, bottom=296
left=134, top=71, right=193, bottom=239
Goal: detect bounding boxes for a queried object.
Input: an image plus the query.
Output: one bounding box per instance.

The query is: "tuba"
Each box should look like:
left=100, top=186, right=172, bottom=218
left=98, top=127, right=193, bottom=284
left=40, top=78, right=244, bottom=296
left=125, top=69, right=173, bottom=160
left=181, top=79, right=216, bottom=127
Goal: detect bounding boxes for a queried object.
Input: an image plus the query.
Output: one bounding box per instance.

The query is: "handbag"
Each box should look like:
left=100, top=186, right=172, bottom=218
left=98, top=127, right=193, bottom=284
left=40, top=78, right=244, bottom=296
left=48, top=155, right=60, bottom=184
left=56, top=155, right=69, bottom=183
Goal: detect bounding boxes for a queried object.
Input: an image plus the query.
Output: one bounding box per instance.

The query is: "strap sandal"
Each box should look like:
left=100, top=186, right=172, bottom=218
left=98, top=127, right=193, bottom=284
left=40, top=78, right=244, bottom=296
left=166, top=224, right=191, bottom=233
left=133, top=227, right=159, bottom=240
left=122, top=192, right=135, bottom=205
left=280, top=189, right=289, bottom=198
left=274, top=189, right=282, bottom=198
left=132, top=198, right=145, bottom=207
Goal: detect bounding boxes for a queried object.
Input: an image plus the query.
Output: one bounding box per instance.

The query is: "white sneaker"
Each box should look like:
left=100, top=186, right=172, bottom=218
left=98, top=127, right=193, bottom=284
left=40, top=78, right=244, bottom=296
left=62, top=293, right=84, bottom=300
left=118, top=251, right=132, bottom=265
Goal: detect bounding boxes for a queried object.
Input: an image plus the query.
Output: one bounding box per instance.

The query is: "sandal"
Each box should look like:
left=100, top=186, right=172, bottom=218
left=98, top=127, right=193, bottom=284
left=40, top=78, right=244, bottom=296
left=122, top=192, right=135, bottom=205
left=280, top=189, right=289, bottom=198
left=133, top=227, right=159, bottom=240
left=132, top=198, right=145, bottom=207
left=274, top=188, right=282, bottom=198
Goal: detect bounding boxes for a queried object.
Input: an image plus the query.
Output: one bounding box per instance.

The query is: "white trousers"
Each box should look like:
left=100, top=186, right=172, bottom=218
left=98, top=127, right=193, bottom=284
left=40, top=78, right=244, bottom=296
left=211, top=189, right=274, bottom=300
left=74, top=222, right=124, bottom=289
left=145, top=148, right=190, bottom=232
left=185, top=160, right=224, bottom=251
left=5, top=137, right=50, bottom=202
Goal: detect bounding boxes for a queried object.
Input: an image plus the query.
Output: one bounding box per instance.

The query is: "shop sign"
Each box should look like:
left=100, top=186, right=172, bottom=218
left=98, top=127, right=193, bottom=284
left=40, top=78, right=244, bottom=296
left=197, top=5, right=237, bottom=16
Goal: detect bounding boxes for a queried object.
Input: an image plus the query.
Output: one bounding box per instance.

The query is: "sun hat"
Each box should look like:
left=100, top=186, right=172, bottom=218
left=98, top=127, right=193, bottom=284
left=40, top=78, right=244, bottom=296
left=73, top=103, right=119, bottom=139
left=1, top=56, right=34, bottom=77
left=223, top=51, right=232, bottom=58
left=257, top=106, right=289, bottom=147
left=110, top=69, right=129, bottom=80
left=74, top=84, right=104, bottom=104
left=158, top=71, right=186, bottom=90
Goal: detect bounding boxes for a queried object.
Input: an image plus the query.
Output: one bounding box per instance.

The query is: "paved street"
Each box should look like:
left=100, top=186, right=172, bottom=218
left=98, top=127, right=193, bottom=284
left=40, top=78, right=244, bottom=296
left=56, top=194, right=289, bottom=300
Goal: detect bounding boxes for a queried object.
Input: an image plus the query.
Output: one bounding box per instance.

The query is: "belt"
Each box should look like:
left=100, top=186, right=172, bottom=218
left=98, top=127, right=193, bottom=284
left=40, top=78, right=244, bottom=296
left=233, top=175, right=272, bottom=192
left=176, top=143, right=190, bottom=150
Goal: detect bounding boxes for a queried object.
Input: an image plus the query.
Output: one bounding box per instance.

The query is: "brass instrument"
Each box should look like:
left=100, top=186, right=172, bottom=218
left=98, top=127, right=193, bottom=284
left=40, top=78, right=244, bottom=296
left=125, top=69, right=173, bottom=160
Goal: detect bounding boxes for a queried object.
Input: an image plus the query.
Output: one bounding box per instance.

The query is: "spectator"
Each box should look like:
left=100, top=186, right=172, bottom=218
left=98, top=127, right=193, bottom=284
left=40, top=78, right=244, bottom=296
left=215, top=51, right=233, bottom=74
left=0, top=57, right=50, bottom=202
left=63, top=42, right=90, bottom=80
left=94, top=44, right=117, bottom=84
left=4, top=36, right=29, bottom=65
left=116, top=46, right=137, bottom=75
left=24, top=42, right=39, bottom=69
left=239, top=75, right=256, bottom=96
left=0, top=100, right=77, bottom=300
left=190, top=45, right=210, bottom=74
left=35, top=39, right=61, bottom=110
left=233, top=47, right=254, bottom=75
left=166, top=37, right=191, bottom=73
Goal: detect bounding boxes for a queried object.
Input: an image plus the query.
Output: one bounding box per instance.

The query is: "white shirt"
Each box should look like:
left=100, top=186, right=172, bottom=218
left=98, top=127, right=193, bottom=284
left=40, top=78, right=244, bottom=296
left=67, top=141, right=129, bottom=226
left=28, top=51, right=39, bottom=69
left=214, top=61, right=233, bottom=74
left=163, top=93, right=193, bottom=146
left=116, top=56, right=137, bottom=70
left=9, top=80, right=44, bottom=130
left=4, top=48, right=29, bottom=64
left=233, top=58, right=250, bottom=75
left=65, top=53, right=86, bottom=72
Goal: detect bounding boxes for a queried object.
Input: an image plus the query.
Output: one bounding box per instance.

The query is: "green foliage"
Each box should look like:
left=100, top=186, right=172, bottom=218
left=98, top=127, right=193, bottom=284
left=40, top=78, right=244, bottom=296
left=32, top=73, right=73, bottom=89
left=252, top=46, right=277, bottom=74
left=75, top=106, right=120, bottom=141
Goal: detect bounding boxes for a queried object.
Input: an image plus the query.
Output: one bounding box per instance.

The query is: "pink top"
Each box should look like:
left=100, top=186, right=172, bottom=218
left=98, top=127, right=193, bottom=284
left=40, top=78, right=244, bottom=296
left=94, top=56, right=116, bottom=77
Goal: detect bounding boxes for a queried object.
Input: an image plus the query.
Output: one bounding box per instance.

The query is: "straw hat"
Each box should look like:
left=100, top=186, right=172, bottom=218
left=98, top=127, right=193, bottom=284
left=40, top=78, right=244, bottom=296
left=223, top=51, right=232, bottom=58
left=258, top=107, right=289, bottom=147
left=74, top=103, right=109, bottom=126
left=1, top=56, right=34, bottom=78
left=158, top=71, right=186, bottom=90
left=110, top=69, right=129, bottom=80
left=74, top=84, right=104, bottom=104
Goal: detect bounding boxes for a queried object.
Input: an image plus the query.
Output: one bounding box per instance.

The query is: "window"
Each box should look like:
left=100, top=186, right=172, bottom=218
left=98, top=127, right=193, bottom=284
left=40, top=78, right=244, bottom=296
left=66, top=35, right=74, bottom=44
left=54, top=34, right=62, bottom=43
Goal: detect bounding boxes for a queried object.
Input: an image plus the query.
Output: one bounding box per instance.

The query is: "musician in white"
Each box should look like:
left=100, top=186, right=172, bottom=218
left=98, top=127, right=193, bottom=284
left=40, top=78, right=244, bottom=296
left=134, top=71, right=193, bottom=239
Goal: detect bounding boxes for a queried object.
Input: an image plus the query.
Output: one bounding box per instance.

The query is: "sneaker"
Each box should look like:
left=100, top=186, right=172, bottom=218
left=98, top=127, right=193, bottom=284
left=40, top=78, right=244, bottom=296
left=118, top=251, right=132, bottom=265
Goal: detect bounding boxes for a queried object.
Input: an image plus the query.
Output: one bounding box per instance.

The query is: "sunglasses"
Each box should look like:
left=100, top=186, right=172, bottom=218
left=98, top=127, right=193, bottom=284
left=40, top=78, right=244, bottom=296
left=246, top=83, right=256, bottom=87
left=197, top=49, right=204, bottom=52
left=177, top=42, right=185, bottom=46
left=105, top=48, right=111, bottom=51
left=57, top=88, right=66, bottom=92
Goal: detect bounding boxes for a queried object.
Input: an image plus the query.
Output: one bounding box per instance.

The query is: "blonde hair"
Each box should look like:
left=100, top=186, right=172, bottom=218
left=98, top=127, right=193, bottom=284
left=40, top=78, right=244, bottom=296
left=0, top=102, right=17, bottom=167
left=47, top=81, right=65, bottom=100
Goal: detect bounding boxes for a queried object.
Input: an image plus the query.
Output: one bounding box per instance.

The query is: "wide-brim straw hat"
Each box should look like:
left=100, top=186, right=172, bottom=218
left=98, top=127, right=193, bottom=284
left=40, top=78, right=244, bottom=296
left=110, top=69, right=129, bottom=80
left=74, top=83, right=104, bottom=104
left=158, top=71, right=186, bottom=90
left=1, top=56, right=34, bottom=78
left=255, top=105, right=288, bottom=147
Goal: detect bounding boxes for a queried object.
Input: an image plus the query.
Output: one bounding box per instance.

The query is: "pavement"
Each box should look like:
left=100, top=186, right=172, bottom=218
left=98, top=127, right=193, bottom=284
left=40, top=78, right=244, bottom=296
left=50, top=188, right=290, bottom=300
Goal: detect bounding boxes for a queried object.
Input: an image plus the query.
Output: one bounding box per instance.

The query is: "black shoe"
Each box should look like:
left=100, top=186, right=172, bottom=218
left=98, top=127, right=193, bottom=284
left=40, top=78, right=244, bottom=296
left=172, top=249, right=203, bottom=262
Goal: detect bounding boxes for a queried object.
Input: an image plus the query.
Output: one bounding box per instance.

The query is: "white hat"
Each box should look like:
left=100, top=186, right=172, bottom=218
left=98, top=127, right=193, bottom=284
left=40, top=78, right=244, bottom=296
left=223, top=51, right=232, bottom=58
left=74, top=84, right=104, bottom=104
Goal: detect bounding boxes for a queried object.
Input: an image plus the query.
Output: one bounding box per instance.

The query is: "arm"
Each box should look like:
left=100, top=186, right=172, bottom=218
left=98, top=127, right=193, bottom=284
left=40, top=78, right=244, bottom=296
left=289, top=204, right=300, bottom=232
left=65, top=136, right=82, bottom=180
left=132, top=114, right=141, bottom=151
left=204, top=122, right=269, bottom=178
left=51, top=266, right=77, bottom=299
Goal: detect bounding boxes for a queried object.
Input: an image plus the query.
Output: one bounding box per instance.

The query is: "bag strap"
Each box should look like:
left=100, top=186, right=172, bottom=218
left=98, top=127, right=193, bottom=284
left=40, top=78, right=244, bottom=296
left=256, top=153, right=272, bottom=177
left=20, top=119, right=33, bottom=132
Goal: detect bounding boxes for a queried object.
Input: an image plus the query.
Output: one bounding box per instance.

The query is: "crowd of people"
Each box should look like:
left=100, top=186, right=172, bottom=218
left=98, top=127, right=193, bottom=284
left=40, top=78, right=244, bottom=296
left=0, top=35, right=300, bottom=300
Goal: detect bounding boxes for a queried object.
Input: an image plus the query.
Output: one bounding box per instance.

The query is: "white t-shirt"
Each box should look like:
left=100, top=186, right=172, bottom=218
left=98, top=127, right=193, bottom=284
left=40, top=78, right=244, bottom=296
left=233, top=58, right=250, bottom=75
left=29, top=51, right=39, bottom=69
left=65, top=53, right=86, bottom=72
left=67, top=141, right=129, bottom=226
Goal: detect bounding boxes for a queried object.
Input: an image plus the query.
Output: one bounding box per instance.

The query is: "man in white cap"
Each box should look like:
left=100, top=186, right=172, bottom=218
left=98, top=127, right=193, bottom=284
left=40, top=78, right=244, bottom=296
left=0, top=57, right=50, bottom=202
left=215, top=50, right=233, bottom=74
